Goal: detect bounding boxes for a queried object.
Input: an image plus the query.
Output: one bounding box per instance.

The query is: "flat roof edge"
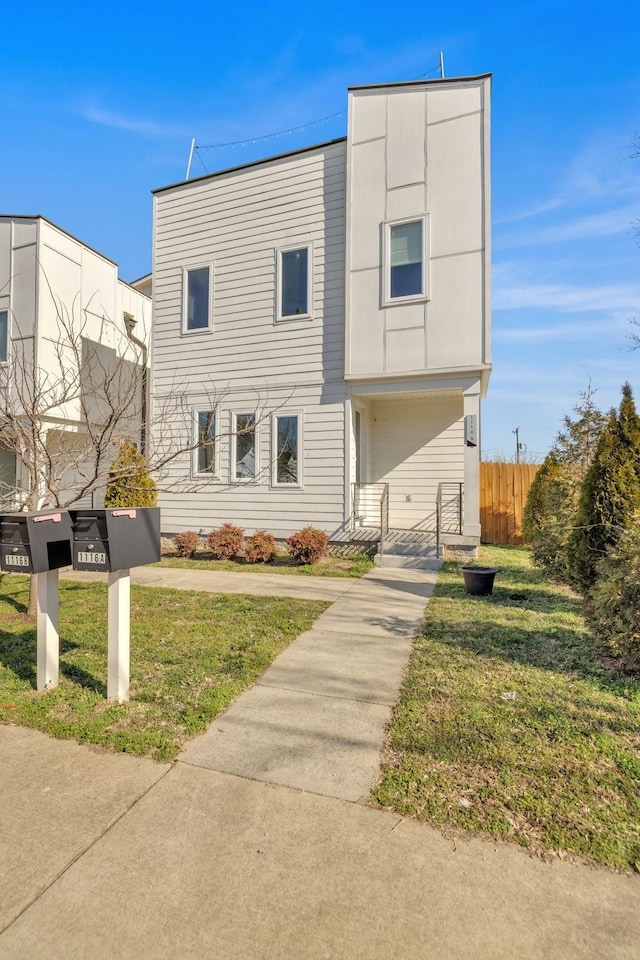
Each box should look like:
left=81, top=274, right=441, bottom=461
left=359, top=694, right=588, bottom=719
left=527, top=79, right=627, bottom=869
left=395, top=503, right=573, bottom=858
left=152, top=136, right=348, bottom=195
left=348, top=73, right=492, bottom=91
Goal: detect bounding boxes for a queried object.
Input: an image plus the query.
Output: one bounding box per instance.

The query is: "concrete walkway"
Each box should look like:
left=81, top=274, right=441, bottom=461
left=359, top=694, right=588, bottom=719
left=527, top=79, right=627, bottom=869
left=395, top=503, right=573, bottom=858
left=180, top=567, right=437, bottom=800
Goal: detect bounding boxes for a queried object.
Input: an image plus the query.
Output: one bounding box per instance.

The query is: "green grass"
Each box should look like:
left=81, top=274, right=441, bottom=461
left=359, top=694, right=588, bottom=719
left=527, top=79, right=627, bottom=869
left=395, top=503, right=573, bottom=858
left=155, top=552, right=374, bottom=578
left=372, top=546, right=640, bottom=871
left=0, top=575, right=328, bottom=762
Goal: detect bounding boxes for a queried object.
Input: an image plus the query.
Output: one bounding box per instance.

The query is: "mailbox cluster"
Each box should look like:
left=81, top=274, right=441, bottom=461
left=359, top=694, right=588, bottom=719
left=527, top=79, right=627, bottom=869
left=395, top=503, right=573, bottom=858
left=0, top=507, right=161, bottom=575
left=0, top=507, right=161, bottom=701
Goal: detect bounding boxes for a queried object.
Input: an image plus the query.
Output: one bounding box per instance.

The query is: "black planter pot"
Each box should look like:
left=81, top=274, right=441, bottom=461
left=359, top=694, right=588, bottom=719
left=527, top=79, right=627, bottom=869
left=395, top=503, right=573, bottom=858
left=460, top=566, right=499, bottom=596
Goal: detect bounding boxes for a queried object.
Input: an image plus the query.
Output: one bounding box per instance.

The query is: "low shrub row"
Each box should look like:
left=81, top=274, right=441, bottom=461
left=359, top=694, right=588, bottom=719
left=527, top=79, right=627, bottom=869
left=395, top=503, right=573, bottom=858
left=172, top=524, right=329, bottom=566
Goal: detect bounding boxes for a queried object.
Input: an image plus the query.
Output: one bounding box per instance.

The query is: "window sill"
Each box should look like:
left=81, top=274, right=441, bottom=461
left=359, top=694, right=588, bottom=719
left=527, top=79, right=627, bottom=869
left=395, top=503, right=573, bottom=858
left=275, top=313, right=313, bottom=324
left=382, top=294, right=430, bottom=308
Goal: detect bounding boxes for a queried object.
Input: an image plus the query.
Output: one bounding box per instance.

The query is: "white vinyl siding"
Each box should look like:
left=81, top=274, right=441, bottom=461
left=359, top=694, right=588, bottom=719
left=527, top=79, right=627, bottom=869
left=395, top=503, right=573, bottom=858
left=154, top=383, right=347, bottom=538
left=369, top=394, right=464, bottom=529
left=153, top=143, right=346, bottom=393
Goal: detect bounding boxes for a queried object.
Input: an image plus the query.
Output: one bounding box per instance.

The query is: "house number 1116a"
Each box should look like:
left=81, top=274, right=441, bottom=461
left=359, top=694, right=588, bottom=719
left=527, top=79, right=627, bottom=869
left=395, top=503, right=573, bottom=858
left=78, top=551, right=106, bottom=565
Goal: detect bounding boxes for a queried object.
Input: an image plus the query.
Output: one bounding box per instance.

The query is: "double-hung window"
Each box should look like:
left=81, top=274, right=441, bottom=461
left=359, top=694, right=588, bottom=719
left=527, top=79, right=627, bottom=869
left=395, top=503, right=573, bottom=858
left=384, top=216, right=429, bottom=304
left=182, top=265, right=212, bottom=332
left=232, top=413, right=257, bottom=481
left=276, top=245, right=312, bottom=321
left=272, top=413, right=302, bottom=487
left=0, top=310, right=8, bottom=363
left=194, top=410, right=216, bottom=475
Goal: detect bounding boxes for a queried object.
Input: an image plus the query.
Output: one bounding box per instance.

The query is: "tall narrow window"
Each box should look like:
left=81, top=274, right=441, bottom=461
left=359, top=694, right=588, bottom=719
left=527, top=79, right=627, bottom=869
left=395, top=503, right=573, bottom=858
left=388, top=220, right=424, bottom=299
left=277, top=246, right=311, bottom=320
left=234, top=413, right=256, bottom=480
left=183, top=266, right=211, bottom=331
left=273, top=414, right=300, bottom=485
left=0, top=310, right=8, bottom=363
left=195, top=411, right=216, bottom=474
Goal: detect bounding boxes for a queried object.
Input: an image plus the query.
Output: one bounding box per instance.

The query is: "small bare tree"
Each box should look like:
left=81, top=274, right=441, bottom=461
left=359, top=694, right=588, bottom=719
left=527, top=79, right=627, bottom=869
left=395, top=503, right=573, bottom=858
left=0, top=284, right=274, bottom=616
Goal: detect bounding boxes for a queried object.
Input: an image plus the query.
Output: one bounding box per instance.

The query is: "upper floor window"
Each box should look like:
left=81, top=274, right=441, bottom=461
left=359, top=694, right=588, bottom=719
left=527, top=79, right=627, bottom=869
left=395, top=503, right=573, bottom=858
left=194, top=410, right=216, bottom=475
left=384, top=216, right=429, bottom=304
left=183, top=265, right=212, bottom=332
left=277, top=245, right=312, bottom=321
left=0, top=310, right=8, bottom=363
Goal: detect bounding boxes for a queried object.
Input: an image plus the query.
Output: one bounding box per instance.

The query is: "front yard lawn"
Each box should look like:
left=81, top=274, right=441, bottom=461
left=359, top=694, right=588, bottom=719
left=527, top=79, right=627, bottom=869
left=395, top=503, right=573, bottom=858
left=372, top=546, right=640, bottom=871
left=0, top=575, right=328, bottom=761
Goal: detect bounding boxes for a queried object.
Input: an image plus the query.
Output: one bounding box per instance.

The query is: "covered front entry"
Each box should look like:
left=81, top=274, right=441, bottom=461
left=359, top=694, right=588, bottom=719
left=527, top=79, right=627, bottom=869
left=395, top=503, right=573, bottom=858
left=349, top=382, right=481, bottom=546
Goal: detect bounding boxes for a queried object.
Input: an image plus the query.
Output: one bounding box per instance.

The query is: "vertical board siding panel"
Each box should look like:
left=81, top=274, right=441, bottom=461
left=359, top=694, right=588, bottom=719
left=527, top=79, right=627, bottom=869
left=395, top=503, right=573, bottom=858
left=480, top=462, right=540, bottom=545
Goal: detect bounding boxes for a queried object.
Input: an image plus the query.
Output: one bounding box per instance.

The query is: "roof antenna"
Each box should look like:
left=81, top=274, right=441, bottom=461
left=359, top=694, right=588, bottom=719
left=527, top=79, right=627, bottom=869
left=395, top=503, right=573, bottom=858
left=439, top=51, right=445, bottom=78
left=186, top=138, right=196, bottom=180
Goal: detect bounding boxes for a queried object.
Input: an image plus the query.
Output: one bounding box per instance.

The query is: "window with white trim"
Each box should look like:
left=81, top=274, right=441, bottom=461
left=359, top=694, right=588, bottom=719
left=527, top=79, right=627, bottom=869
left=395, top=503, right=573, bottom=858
left=384, top=216, right=429, bottom=303
left=233, top=413, right=257, bottom=481
left=194, top=410, right=216, bottom=475
left=183, top=265, right=212, bottom=332
left=276, top=245, right=312, bottom=320
left=272, top=413, right=301, bottom=486
left=0, top=310, right=8, bottom=363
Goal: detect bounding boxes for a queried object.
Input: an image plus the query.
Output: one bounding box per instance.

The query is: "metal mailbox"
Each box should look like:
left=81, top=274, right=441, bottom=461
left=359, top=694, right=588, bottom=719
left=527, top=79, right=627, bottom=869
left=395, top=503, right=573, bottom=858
left=0, top=511, right=73, bottom=574
left=69, top=507, right=161, bottom=572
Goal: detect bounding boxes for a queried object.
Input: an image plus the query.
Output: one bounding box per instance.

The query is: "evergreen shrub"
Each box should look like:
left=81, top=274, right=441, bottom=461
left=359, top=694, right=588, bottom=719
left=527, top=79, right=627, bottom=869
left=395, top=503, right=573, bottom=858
left=587, top=518, right=640, bottom=672
left=104, top=442, right=157, bottom=507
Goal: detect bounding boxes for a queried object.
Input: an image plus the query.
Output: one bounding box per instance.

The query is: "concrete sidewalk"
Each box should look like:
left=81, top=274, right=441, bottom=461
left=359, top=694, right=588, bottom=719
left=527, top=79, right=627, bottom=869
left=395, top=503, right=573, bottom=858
left=62, top=565, right=355, bottom=602
left=2, top=564, right=639, bottom=957
left=1, top=726, right=638, bottom=960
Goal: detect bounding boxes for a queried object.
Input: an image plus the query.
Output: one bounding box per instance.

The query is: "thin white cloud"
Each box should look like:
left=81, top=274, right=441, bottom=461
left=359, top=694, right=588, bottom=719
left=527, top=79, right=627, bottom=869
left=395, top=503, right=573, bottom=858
left=497, top=206, right=638, bottom=248
left=493, top=319, right=613, bottom=341
left=80, top=105, right=188, bottom=140
left=493, top=270, right=640, bottom=314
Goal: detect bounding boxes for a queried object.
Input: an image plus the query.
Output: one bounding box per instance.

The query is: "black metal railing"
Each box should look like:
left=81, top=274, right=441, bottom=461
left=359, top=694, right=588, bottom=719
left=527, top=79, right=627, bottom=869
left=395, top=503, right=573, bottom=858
left=436, top=482, right=464, bottom=555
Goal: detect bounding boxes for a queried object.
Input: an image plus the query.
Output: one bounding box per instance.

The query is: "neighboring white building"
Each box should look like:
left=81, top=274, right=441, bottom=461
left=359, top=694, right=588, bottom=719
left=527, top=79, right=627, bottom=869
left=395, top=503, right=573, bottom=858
left=151, top=74, right=491, bottom=556
left=0, top=215, right=151, bottom=506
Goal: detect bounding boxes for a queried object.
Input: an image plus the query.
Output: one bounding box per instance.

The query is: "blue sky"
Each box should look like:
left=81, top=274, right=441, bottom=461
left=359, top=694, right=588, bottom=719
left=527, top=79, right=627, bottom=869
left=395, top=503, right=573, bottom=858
left=1, top=0, right=639, bottom=459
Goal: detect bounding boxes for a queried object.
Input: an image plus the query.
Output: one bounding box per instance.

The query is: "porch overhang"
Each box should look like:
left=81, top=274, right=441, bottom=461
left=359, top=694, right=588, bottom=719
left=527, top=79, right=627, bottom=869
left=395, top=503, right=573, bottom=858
left=347, top=368, right=489, bottom=401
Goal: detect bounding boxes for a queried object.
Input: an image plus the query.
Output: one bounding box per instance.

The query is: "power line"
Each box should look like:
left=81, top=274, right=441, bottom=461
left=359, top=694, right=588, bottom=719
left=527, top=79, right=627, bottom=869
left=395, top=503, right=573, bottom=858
left=196, top=110, right=346, bottom=151
left=186, top=58, right=444, bottom=178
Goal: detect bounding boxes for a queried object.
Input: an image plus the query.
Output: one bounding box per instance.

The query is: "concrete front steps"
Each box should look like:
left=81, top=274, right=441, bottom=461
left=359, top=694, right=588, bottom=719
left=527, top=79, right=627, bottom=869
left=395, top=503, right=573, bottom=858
left=375, top=541, right=443, bottom=571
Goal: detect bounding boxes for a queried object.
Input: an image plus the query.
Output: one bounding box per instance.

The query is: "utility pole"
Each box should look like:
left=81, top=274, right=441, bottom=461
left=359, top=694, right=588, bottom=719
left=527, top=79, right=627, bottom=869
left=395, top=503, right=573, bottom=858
left=439, top=51, right=445, bottom=78
left=513, top=426, right=521, bottom=464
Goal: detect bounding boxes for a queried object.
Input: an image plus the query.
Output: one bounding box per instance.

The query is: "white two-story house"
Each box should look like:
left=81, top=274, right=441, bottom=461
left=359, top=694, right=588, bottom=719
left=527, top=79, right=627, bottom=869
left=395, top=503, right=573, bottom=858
left=151, top=73, right=491, bottom=559
left=0, top=216, right=151, bottom=508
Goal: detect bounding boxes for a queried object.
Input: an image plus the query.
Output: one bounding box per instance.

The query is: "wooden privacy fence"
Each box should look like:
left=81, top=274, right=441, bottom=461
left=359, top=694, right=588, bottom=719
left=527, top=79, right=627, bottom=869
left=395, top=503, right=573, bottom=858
left=480, top=462, right=540, bottom=546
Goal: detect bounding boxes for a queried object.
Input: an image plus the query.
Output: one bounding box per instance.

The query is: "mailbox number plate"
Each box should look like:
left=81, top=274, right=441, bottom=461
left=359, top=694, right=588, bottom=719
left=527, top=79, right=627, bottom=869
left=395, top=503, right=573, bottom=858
left=73, top=542, right=110, bottom=571
left=0, top=545, right=32, bottom=573
left=78, top=551, right=107, bottom=565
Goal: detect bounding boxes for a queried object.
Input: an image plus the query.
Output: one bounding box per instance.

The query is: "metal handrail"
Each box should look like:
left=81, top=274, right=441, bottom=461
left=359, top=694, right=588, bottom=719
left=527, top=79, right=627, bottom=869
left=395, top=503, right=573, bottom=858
left=436, top=482, right=464, bottom=556
left=379, top=483, right=389, bottom=556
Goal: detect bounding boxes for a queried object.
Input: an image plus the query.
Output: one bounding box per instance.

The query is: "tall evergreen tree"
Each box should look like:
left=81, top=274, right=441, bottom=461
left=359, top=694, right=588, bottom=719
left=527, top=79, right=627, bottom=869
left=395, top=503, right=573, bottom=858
left=104, top=442, right=158, bottom=508
left=522, top=382, right=607, bottom=581
left=567, top=384, right=640, bottom=593
left=523, top=451, right=571, bottom=580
